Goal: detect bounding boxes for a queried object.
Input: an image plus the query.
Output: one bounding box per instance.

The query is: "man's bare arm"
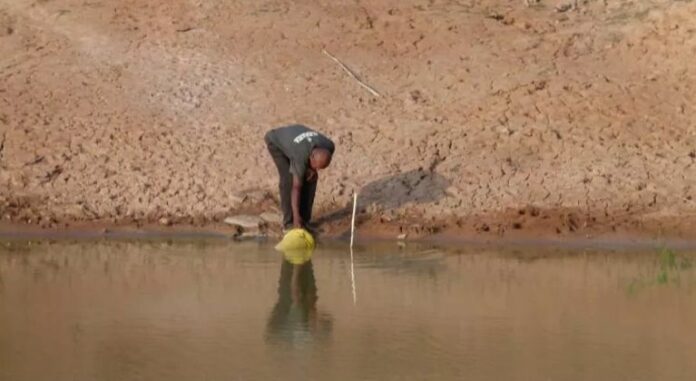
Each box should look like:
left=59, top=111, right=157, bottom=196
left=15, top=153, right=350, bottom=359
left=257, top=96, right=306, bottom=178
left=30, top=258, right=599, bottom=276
left=291, top=175, right=303, bottom=228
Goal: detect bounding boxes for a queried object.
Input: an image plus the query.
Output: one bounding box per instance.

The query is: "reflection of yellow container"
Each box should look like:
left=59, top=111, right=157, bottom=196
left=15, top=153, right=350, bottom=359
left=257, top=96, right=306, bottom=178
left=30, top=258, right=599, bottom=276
left=275, top=228, right=316, bottom=252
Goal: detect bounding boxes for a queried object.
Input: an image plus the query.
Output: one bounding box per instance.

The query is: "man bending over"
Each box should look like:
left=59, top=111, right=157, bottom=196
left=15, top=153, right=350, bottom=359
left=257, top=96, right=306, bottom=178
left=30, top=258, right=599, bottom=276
left=264, top=124, right=335, bottom=231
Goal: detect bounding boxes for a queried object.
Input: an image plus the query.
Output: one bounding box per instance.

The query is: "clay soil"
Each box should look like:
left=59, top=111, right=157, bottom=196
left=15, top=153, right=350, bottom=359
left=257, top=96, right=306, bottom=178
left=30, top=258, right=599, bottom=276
left=1, top=0, right=695, bottom=242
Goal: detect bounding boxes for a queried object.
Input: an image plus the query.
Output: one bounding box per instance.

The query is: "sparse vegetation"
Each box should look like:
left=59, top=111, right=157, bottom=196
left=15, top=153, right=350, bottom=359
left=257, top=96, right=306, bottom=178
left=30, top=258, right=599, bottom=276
left=627, top=247, right=694, bottom=294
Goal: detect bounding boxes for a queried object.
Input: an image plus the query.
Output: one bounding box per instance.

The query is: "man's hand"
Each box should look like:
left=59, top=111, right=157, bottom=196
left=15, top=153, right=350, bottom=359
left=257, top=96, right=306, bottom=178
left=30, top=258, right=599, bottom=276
left=305, top=168, right=317, bottom=182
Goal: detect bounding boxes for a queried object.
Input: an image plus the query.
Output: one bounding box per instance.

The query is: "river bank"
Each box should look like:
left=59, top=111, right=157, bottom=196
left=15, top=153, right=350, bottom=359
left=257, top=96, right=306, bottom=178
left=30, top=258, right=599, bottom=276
left=2, top=207, right=695, bottom=250
left=2, top=0, right=695, bottom=240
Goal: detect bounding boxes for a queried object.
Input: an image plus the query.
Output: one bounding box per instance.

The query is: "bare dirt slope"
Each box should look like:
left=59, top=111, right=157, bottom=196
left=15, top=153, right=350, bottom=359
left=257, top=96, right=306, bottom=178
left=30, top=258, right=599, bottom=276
left=1, top=0, right=695, bottom=239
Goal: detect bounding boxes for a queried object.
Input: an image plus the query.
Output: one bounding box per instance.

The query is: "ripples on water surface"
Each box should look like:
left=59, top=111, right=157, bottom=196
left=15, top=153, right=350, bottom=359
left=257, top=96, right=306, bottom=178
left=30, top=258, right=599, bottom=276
left=0, top=239, right=695, bottom=381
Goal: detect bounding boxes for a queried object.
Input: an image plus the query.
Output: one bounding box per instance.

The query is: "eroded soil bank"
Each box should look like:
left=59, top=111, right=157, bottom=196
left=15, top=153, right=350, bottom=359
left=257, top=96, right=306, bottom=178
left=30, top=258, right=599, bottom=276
left=1, top=0, right=695, bottom=240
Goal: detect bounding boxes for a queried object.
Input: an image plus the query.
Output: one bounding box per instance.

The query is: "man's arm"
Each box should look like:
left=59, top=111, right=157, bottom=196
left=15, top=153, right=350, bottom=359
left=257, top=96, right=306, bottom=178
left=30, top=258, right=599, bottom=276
left=291, top=175, right=303, bottom=228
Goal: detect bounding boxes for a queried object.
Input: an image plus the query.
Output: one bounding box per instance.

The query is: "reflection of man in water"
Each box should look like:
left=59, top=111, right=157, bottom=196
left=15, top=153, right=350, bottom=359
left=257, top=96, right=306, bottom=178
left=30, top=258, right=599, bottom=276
left=265, top=251, right=332, bottom=347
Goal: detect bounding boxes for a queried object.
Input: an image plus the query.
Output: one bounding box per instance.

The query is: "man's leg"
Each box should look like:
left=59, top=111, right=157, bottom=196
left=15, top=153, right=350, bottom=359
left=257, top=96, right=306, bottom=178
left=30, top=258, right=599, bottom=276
left=266, top=141, right=293, bottom=228
left=300, top=178, right=317, bottom=225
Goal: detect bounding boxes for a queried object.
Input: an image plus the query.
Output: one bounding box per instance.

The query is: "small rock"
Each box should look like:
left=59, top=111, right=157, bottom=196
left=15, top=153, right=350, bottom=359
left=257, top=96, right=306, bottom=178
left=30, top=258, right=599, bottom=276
left=409, top=224, right=423, bottom=233
left=231, top=229, right=267, bottom=241
left=397, top=233, right=407, bottom=240
left=228, top=193, right=246, bottom=204
left=240, top=231, right=266, bottom=239
left=260, top=212, right=282, bottom=224
left=445, top=186, right=460, bottom=198
left=243, top=190, right=272, bottom=204
left=380, top=209, right=397, bottom=222
left=65, top=203, right=86, bottom=217
left=366, top=202, right=382, bottom=215
left=555, top=2, right=573, bottom=12
left=224, top=214, right=264, bottom=229
left=486, top=12, right=504, bottom=21
left=159, top=217, right=171, bottom=226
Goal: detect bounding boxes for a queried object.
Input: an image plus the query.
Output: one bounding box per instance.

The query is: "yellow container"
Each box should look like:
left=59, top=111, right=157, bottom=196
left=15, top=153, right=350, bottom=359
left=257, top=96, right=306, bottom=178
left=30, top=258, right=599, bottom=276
left=274, top=228, right=316, bottom=252
left=282, top=248, right=314, bottom=265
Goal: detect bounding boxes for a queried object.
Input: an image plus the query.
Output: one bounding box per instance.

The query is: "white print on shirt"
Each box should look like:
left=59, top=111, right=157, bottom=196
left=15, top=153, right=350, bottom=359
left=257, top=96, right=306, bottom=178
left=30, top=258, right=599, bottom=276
left=293, top=131, right=319, bottom=144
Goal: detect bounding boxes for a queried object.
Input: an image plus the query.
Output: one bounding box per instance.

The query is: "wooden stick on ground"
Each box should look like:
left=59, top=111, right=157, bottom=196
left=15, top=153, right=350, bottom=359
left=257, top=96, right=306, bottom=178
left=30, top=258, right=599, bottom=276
left=322, top=49, right=381, bottom=97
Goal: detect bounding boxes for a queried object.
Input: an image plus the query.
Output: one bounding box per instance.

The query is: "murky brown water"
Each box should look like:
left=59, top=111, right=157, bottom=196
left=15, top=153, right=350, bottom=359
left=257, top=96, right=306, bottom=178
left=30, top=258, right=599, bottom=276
left=1, top=239, right=695, bottom=381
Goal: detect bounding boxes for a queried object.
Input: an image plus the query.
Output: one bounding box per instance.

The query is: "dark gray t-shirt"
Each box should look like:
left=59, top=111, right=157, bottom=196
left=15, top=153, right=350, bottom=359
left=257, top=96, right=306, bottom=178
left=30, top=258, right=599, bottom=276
left=266, top=125, right=335, bottom=178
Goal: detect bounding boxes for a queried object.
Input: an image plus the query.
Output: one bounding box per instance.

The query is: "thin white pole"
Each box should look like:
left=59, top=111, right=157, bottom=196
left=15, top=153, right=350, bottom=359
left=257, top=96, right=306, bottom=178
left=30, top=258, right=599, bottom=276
left=350, top=192, right=358, bottom=248
left=349, top=192, right=358, bottom=305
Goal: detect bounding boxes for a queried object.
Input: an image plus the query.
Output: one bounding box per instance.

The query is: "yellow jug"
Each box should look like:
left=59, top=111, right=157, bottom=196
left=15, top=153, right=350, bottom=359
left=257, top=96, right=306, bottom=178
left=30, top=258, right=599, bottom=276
left=274, top=228, right=316, bottom=252
left=282, top=248, right=314, bottom=265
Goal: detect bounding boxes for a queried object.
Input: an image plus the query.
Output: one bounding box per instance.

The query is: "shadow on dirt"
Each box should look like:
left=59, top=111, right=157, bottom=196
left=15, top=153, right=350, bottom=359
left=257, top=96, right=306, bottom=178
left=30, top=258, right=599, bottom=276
left=315, top=169, right=449, bottom=226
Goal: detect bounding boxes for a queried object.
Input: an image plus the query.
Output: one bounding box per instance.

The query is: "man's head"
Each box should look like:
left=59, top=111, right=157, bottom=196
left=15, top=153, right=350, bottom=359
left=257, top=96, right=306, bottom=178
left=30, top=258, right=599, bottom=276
left=309, top=148, right=332, bottom=170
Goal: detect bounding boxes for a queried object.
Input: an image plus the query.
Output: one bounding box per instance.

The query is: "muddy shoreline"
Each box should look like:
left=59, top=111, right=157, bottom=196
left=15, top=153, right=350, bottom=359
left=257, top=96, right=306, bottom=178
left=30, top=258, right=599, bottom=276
left=2, top=207, right=695, bottom=250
